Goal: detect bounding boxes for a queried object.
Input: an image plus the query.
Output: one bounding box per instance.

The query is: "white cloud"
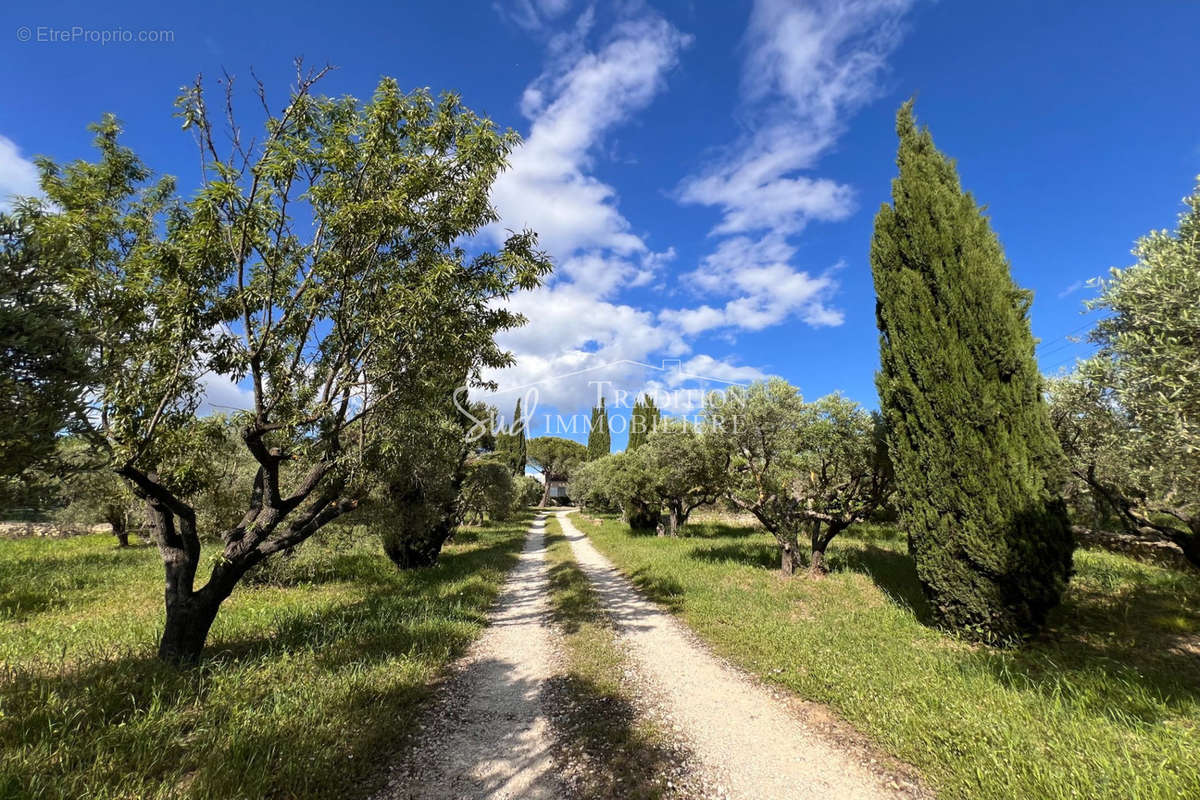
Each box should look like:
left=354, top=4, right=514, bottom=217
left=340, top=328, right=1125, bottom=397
left=480, top=8, right=704, bottom=413
left=0, top=135, right=40, bottom=212
left=672, top=0, right=912, bottom=335
left=495, top=0, right=574, bottom=32
left=659, top=234, right=844, bottom=333
left=489, top=13, right=690, bottom=258
left=679, top=0, right=910, bottom=236
left=197, top=372, right=255, bottom=416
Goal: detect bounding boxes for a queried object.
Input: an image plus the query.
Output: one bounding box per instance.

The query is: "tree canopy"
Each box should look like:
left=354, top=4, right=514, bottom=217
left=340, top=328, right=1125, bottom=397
left=18, top=68, right=551, bottom=662
left=626, top=394, right=661, bottom=451
left=1050, top=176, right=1200, bottom=566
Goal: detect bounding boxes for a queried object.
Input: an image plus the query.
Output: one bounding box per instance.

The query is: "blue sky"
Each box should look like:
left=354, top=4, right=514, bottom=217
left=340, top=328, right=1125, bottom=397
left=2, top=0, right=1198, bottom=448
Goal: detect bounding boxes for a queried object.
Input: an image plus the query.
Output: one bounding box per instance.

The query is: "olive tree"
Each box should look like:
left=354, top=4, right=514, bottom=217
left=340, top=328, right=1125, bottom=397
left=26, top=67, right=550, bottom=662
left=375, top=401, right=473, bottom=569
left=706, top=380, right=891, bottom=575
left=1049, top=177, right=1200, bottom=567
left=56, top=458, right=139, bottom=545
left=459, top=458, right=517, bottom=524
left=639, top=421, right=725, bottom=536
left=705, top=379, right=809, bottom=573
left=1086, top=177, right=1200, bottom=459
left=791, top=394, right=892, bottom=573
left=1050, top=367, right=1200, bottom=567
left=567, top=455, right=617, bottom=511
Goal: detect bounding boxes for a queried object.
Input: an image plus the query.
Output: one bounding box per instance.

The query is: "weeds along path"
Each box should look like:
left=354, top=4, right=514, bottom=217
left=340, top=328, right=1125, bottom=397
left=377, top=513, right=562, bottom=800
left=556, top=511, right=915, bottom=800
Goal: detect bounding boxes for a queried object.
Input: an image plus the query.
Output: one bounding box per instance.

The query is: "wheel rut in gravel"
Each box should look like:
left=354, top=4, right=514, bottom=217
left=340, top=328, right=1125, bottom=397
left=376, top=513, right=561, bottom=800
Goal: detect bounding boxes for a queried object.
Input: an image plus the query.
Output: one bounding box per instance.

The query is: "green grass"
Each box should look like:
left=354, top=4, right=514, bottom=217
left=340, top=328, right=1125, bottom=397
left=577, top=511, right=1200, bottom=800
left=0, top=514, right=531, bottom=800
left=542, top=515, right=677, bottom=800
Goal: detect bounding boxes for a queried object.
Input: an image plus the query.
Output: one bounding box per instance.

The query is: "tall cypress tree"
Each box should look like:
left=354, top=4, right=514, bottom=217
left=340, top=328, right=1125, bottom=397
left=871, top=102, right=1073, bottom=644
left=496, top=398, right=527, bottom=475
left=512, top=397, right=526, bottom=475
left=587, top=397, right=611, bottom=460
left=627, top=394, right=660, bottom=451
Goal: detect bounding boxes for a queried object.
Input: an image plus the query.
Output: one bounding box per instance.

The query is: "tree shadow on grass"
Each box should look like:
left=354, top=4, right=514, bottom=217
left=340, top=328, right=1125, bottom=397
left=682, top=522, right=763, bottom=540
left=0, top=546, right=154, bottom=621
left=690, top=540, right=780, bottom=570
left=620, top=567, right=687, bottom=614
left=975, top=567, right=1200, bottom=721
left=831, top=544, right=933, bottom=624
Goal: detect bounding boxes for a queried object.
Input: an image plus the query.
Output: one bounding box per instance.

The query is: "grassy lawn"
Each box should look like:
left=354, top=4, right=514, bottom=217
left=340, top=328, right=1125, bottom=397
left=542, top=515, right=680, bottom=800
left=577, top=511, right=1200, bottom=800
left=0, top=514, right=531, bottom=800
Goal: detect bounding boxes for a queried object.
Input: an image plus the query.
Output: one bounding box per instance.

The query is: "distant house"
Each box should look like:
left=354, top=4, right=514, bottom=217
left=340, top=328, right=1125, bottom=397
left=545, top=478, right=569, bottom=503
left=533, top=473, right=570, bottom=505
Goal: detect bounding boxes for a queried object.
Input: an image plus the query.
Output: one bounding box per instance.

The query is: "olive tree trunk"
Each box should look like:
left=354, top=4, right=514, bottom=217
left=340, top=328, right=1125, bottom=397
left=664, top=501, right=690, bottom=537
left=808, top=520, right=850, bottom=576
left=109, top=513, right=129, bottom=547
left=779, top=532, right=801, bottom=576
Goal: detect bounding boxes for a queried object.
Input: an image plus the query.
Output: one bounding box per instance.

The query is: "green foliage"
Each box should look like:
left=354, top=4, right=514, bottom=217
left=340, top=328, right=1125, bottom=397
left=626, top=394, right=661, bottom=452
left=566, top=456, right=617, bottom=511
left=54, top=449, right=139, bottom=541
left=586, top=397, right=611, bottom=461
left=871, top=102, right=1073, bottom=643
left=494, top=398, right=528, bottom=475
left=569, top=452, right=659, bottom=528
left=705, top=379, right=809, bottom=570
left=513, top=475, right=544, bottom=510
left=374, top=398, right=482, bottom=570
left=527, top=437, right=587, bottom=483
left=459, top=457, right=517, bottom=524
left=0, top=207, right=92, bottom=477
left=1088, top=177, right=1200, bottom=456
left=638, top=421, right=725, bottom=535
left=582, top=512, right=1200, bottom=800
left=790, top=394, right=892, bottom=571
left=1050, top=177, right=1200, bottom=565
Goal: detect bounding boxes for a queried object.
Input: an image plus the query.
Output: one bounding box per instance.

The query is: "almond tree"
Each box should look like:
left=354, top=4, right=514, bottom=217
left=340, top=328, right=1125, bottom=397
left=26, top=66, right=550, bottom=662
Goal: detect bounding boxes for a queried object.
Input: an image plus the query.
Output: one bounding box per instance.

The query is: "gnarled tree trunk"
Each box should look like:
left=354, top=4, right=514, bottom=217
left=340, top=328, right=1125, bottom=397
left=383, top=518, right=456, bottom=569
left=809, top=521, right=828, bottom=576
left=779, top=532, right=800, bottom=575
left=664, top=501, right=689, bottom=537
left=381, top=472, right=463, bottom=570
left=160, top=585, right=222, bottom=663
left=109, top=513, right=129, bottom=547
left=809, top=521, right=849, bottom=576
